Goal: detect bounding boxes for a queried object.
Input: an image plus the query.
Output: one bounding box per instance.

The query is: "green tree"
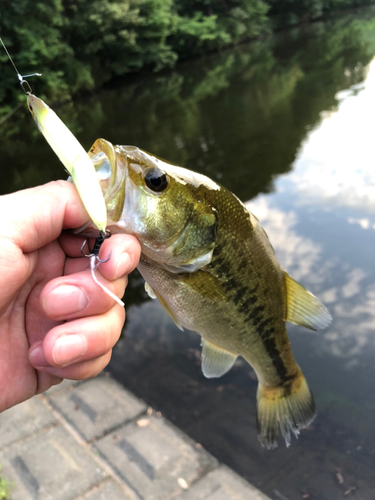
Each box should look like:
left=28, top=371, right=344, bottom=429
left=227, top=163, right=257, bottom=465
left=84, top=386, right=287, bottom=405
left=171, top=0, right=269, bottom=57
left=266, top=0, right=375, bottom=26
left=0, top=0, right=80, bottom=104
left=64, top=0, right=177, bottom=85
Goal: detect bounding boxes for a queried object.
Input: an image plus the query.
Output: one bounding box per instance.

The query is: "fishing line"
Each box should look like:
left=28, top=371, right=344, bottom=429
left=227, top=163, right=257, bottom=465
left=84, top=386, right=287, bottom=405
left=90, top=258, right=125, bottom=307
left=81, top=231, right=125, bottom=307
left=0, top=36, right=41, bottom=93
left=0, top=36, right=20, bottom=75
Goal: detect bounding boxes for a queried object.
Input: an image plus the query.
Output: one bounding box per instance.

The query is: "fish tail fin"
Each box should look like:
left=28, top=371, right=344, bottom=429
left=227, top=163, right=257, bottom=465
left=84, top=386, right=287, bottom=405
left=256, top=368, right=315, bottom=449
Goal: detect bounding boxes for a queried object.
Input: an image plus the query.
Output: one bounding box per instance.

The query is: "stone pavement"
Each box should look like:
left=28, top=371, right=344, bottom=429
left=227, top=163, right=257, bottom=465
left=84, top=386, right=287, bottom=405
left=0, top=374, right=270, bottom=500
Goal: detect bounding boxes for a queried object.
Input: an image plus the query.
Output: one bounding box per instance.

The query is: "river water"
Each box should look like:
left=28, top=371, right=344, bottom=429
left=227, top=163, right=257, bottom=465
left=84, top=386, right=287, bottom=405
left=1, top=7, right=375, bottom=500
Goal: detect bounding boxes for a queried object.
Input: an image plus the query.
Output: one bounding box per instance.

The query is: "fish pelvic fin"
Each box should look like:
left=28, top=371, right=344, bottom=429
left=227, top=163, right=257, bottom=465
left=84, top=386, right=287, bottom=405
left=256, top=368, right=316, bottom=449
left=144, top=282, right=157, bottom=299
left=201, top=339, right=237, bottom=378
left=284, top=271, right=332, bottom=331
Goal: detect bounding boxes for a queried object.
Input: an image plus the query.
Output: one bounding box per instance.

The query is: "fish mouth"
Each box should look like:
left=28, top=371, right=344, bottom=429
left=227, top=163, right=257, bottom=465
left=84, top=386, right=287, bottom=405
left=88, top=138, right=129, bottom=223
left=89, top=139, right=120, bottom=200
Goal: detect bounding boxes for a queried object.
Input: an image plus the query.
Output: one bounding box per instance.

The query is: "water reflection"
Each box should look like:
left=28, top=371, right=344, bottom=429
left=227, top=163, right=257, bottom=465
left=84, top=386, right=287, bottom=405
left=283, top=57, right=375, bottom=214
left=245, top=55, right=375, bottom=370
left=1, top=8, right=375, bottom=203
left=246, top=198, right=324, bottom=283
left=248, top=196, right=375, bottom=366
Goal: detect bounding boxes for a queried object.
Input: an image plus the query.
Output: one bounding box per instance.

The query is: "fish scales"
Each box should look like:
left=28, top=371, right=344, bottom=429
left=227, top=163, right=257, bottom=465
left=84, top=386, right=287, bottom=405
left=196, top=184, right=298, bottom=387
left=82, top=139, right=331, bottom=449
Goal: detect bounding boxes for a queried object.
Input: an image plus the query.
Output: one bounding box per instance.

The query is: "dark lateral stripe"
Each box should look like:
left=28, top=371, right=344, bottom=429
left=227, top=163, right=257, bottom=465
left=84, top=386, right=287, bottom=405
left=259, top=335, right=289, bottom=382
left=225, top=278, right=237, bottom=290
left=252, top=303, right=290, bottom=382
left=236, top=287, right=290, bottom=382
left=233, top=286, right=248, bottom=306
left=257, top=318, right=272, bottom=333
left=211, top=251, right=290, bottom=383
left=242, top=304, right=265, bottom=326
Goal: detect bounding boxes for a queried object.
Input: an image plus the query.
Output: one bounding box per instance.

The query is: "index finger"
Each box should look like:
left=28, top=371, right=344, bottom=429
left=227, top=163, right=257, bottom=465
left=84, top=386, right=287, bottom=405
left=0, top=180, right=90, bottom=253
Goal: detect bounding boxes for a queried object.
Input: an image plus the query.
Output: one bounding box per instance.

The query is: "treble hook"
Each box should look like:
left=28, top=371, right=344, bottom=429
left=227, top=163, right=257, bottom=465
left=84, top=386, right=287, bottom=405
left=81, top=230, right=112, bottom=263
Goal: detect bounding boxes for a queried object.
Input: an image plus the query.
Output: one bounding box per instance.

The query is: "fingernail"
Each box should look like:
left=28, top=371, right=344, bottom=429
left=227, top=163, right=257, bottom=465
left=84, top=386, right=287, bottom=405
left=29, top=344, right=50, bottom=367
left=43, top=285, right=89, bottom=317
left=115, top=251, right=132, bottom=279
left=52, top=335, right=87, bottom=366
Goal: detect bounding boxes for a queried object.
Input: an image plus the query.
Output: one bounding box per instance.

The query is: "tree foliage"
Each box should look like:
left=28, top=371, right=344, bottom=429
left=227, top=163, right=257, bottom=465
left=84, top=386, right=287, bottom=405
left=170, top=0, right=269, bottom=57
left=267, top=0, right=375, bottom=26
left=0, top=0, right=374, bottom=108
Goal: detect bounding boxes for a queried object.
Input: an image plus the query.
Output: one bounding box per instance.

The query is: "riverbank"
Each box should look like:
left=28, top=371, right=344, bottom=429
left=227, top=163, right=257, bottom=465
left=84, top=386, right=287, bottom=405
left=0, top=373, right=269, bottom=500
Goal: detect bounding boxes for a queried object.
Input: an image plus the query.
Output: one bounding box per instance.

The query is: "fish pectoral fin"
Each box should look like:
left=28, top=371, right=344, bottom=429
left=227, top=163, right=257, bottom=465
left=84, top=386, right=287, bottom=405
left=201, top=339, right=237, bottom=378
left=153, top=289, right=184, bottom=331
left=177, top=271, right=227, bottom=301
left=144, top=282, right=157, bottom=299
left=161, top=250, right=213, bottom=273
left=284, top=271, right=332, bottom=331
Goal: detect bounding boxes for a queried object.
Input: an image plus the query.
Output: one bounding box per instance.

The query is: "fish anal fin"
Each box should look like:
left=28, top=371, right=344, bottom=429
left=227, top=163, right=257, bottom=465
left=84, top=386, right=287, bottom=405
left=201, top=339, right=237, bottom=378
left=153, top=289, right=183, bottom=331
left=257, top=368, right=316, bottom=449
left=284, top=271, right=332, bottom=331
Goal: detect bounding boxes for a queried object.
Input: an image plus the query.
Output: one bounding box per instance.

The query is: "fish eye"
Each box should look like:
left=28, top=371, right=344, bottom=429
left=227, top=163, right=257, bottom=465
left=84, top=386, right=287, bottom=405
left=145, top=169, right=168, bottom=192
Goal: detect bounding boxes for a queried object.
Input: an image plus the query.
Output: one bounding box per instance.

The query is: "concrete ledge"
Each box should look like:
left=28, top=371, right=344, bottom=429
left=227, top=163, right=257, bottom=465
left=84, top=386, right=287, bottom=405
left=95, top=415, right=216, bottom=499
left=0, top=397, right=56, bottom=449
left=174, top=466, right=270, bottom=500
left=48, top=376, right=147, bottom=441
left=0, top=375, right=270, bottom=500
left=0, top=424, right=106, bottom=500
left=79, top=479, right=133, bottom=500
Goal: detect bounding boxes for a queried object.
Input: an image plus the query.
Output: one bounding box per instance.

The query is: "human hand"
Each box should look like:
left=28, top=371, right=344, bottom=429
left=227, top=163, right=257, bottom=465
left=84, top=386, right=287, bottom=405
left=0, top=180, right=141, bottom=412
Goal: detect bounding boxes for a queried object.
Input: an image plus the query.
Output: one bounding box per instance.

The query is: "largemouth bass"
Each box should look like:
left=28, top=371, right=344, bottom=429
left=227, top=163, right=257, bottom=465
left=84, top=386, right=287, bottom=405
left=83, top=138, right=331, bottom=449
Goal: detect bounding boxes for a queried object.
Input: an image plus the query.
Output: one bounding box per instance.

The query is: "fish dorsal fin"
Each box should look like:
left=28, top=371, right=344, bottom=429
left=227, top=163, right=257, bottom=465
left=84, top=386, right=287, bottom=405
left=152, top=288, right=184, bottom=331
left=284, top=271, right=332, bottom=331
left=201, top=339, right=237, bottom=378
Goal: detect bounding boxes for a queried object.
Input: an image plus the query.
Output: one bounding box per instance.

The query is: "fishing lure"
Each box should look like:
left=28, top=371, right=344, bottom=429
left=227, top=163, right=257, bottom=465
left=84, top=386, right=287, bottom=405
left=27, top=94, right=107, bottom=233
left=1, top=37, right=124, bottom=306
left=28, top=96, right=125, bottom=306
